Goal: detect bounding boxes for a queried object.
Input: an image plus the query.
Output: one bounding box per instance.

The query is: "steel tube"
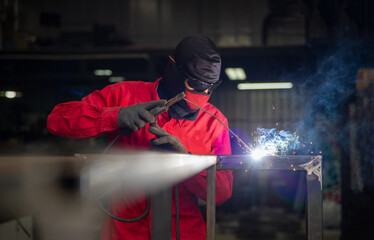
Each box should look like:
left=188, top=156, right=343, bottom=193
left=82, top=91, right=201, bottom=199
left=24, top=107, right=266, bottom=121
left=217, top=155, right=321, bottom=170
left=152, top=187, right=172, bottom=240
left=306, top=173, right=323, bottom=240
left=78, top=153, right=217, bottom=198
left=206, top=164, right=216, bottom=240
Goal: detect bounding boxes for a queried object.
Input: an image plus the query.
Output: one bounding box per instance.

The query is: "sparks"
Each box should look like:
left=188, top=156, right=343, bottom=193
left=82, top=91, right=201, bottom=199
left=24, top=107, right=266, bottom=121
left=251, top=128, right=301, bottom=156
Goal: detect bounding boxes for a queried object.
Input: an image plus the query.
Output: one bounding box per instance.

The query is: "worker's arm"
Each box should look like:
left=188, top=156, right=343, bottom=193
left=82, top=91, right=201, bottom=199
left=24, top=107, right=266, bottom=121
left=183, top=119, right=233, bottom=205
left=47, top=83, right=165, bottom=138
left=47, top=85, right=123, bottom=138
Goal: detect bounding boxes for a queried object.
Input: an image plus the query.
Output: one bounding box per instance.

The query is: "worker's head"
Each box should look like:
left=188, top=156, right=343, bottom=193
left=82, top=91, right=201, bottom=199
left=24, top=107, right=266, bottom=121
left=158, top=34, right=222, bottom=120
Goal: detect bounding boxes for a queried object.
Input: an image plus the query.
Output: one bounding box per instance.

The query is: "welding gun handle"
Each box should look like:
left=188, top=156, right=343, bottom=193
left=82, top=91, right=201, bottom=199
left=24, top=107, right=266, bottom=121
left=150, top=106, right=167, bottom=117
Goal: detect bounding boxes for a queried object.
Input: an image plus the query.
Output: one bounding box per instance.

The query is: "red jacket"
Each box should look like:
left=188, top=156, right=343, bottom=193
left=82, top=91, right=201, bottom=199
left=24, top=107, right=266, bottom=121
left=47, top=79, right=233, bottom=240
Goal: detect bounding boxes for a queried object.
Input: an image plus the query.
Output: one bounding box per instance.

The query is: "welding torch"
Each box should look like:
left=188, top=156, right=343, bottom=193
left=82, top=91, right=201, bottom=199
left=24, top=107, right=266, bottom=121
left=149, top=92, right=186, bottom=118
left=103, top=92, right=186, bottom=153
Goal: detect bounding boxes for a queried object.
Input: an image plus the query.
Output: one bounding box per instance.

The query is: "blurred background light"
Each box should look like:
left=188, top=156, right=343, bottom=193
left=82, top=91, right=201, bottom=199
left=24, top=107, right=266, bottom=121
left=225, top=68, right=247, bottom=80
left=94, top=69, right=112, bottom=76
left=237, top=82, right=293, bottom=90
left=0, top=91, right=22, bottom=98
left=109, top=76, right=125, bottom=82
left=5, top=91, right=16, bottom=98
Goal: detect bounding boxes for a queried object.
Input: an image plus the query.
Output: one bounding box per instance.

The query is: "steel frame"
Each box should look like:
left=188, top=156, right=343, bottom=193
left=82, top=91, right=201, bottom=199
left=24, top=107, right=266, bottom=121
left=206, top=155, right=323, bottom=240
left=0, top=154, right=322, bottom=240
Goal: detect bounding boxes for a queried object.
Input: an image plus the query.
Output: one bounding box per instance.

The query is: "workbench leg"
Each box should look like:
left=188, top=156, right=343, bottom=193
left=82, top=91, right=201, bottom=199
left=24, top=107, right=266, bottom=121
left=206, top=165, right=216, bottom=240
left=152, top=187, right=172, bottom=240
left=306, top=173, right=323, bottom=240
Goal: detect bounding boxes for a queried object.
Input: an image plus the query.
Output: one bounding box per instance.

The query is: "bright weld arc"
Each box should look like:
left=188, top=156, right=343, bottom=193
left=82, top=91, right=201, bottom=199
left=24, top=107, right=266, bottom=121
left=183, top=97, right=252, bottom=152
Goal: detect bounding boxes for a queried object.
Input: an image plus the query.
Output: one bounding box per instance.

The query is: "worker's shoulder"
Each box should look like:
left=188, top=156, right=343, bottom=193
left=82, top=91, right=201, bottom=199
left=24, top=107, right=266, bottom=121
left=202, top=102, right=228, bottom=121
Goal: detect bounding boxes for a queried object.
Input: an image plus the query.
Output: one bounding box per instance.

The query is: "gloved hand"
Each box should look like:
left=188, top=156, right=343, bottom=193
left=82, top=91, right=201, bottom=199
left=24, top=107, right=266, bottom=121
left=117, top=100, right=167, bottom=133
left=148, top=123, right=188, bottom=153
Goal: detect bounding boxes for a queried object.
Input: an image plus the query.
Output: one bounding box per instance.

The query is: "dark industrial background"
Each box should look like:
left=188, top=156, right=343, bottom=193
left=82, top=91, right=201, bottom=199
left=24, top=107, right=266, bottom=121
left=1, top=0, right=374, bottom=239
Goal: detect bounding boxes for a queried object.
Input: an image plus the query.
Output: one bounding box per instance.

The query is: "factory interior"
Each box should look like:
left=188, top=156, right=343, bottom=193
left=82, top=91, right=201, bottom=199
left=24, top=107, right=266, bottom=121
left=0, top=0, right=374, bottom=239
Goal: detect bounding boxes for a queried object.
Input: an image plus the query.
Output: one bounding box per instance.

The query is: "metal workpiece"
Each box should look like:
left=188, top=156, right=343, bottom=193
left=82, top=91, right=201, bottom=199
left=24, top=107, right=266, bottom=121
left=152, top=187, right=172, bottom=240
left=216, top=155, right=323, bottom=190
left=216, top=155, right=323, bottom=196
left=0, top=154, right=322, bottom=240
left=211, top=155, right=323, bottom=240
left=306, top=172, right=323, bottom=240
left=217, top=154, right=321, bottom=170
left=78, top=152, right=217, bottom=198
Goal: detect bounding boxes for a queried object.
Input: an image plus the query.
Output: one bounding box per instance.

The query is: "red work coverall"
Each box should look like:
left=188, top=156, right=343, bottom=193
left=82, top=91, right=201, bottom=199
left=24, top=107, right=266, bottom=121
left=47, top=79, right=233, bottom=240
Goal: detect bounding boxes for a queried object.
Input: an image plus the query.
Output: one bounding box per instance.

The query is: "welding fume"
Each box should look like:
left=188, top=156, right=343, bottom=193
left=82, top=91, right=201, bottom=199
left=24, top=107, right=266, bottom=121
left=47, top=34, right=233, bottom=240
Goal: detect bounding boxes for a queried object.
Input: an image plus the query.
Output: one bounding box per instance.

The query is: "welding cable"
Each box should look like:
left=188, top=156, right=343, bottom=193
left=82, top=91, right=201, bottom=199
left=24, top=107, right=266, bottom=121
left=16, top=218, right=31, bottom=238
left=102, top=132, right=181, bottom=238
left=11, top=207, right=32, bottom=239
left=102, top=132, right=124, bottom=154
left=99, top=132, right=151, bottom=222
left=97, top=193, right=151, bottom=222
left=183, top=97, right=252, bottom=152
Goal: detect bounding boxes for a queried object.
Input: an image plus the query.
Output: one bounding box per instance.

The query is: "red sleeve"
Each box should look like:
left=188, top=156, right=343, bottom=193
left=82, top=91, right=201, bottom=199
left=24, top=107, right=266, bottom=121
left=183, top=117, right=233, bottom=205
left=47, top=84, right=124, bottom=138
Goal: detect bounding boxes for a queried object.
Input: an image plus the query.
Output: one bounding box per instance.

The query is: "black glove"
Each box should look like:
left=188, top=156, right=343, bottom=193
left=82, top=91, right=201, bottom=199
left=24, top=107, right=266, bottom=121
left=117, top=100, right=167, bottom=133
left=148, top=123, right=188, bottom=153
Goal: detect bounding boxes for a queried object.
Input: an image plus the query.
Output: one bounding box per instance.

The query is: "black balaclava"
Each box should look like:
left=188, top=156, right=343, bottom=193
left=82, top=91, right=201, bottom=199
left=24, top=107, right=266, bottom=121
left=157, top=34, right=221, bottom=120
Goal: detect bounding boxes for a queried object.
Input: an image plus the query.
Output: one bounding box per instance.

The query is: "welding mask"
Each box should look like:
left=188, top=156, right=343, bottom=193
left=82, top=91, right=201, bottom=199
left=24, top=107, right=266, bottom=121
left=158, top=34, right=222, bottom=120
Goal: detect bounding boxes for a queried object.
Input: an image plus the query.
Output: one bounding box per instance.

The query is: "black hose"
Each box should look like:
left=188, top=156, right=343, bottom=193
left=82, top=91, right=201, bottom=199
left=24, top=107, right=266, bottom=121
left=102, top=132, right=124, bottom=154
left=98, top=194, right=151, bottom=222
left=16, top=218, right=31, bottom=238
left=99, top=132, right=150, bottom=222
left=102, top=130, right=180, bottom=239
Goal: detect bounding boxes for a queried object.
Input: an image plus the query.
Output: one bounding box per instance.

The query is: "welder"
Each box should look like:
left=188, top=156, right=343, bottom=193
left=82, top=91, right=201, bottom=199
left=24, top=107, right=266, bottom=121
left=47, top=34, right=233, bottom=240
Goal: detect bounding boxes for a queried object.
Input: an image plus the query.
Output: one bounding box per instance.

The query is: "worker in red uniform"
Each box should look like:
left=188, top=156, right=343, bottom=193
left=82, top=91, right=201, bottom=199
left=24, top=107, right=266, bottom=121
left=47, top=34, right=233, bottom=240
